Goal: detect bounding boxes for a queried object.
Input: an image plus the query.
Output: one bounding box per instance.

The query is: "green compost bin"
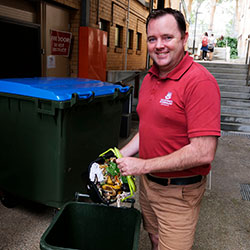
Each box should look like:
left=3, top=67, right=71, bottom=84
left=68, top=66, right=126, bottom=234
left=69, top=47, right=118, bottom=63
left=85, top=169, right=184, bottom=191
left=40, top=202, right=141, bottom=250
left=0, top=77, right=131, bottom=208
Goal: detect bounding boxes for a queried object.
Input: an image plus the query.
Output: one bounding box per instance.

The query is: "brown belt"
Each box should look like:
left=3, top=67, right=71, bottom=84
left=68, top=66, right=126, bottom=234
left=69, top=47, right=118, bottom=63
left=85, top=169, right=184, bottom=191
left=146, top=174, right=203, bottom=186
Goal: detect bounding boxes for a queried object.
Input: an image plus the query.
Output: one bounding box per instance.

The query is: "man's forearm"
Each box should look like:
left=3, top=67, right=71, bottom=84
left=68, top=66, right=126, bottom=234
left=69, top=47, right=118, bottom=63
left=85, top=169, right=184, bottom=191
left=117, top=136, right=218, bottom=176
left=144, top=136, right=218, bottom=174
left=120, top=132, right=139, bottom=157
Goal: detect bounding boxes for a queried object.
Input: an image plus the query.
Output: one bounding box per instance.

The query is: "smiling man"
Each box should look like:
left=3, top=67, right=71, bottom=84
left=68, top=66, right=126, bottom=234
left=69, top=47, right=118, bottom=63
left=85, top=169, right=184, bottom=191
left=116, top=8, right=221, bottom=250
left=146, top=10, right=188, bottom=78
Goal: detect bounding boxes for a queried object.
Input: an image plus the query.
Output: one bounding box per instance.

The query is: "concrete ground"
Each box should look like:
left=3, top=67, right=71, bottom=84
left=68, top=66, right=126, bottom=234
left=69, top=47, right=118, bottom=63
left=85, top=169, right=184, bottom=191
left=0, top=120, right=250, bottom=250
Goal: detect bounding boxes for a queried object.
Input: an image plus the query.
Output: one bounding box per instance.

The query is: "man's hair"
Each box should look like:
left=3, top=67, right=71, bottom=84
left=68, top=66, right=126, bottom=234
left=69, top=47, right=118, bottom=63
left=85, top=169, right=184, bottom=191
left=146, top=8, right=186, bottom=38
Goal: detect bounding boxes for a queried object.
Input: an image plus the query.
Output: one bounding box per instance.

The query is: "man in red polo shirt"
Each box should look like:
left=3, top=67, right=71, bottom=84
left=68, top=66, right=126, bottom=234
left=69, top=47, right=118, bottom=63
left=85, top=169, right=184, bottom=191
left=116, top=8, right=220, bottom=250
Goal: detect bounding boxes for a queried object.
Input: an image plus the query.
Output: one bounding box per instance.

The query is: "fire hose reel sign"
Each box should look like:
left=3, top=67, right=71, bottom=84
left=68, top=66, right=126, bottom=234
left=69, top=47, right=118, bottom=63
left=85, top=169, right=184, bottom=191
left=50, top=29, right=72, bottom=57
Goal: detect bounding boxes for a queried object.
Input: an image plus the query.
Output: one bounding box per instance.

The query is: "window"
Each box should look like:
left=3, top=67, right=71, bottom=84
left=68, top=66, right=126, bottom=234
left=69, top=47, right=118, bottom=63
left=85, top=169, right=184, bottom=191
left=127, top=29, right=134, bottom=49
left=100, top=19, right=110, bottom=47
left=115, top=25, right=123, bottom=48
left=136, top=32, right=142, bottom=51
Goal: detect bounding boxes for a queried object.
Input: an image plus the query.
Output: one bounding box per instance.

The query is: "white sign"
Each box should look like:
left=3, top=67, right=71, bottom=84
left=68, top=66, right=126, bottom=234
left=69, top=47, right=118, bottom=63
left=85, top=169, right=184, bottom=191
left=47, top=55, right=56, bottom=69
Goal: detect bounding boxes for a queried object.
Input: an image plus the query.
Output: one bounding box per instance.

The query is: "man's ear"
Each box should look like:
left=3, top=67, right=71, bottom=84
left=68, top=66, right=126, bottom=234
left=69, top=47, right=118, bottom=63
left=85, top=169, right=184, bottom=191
left=183, top=32, right=189, bottom=46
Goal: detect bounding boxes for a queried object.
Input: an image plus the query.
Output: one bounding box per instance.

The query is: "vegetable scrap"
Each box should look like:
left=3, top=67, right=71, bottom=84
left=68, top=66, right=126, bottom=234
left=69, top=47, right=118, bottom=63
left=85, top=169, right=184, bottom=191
left=89, top=157, right=131, bottom=204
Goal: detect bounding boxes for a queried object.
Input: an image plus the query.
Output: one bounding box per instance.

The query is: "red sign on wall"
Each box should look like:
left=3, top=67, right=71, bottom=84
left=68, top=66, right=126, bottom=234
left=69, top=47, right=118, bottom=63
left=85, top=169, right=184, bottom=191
left=50, top=29, right=72, bottom=57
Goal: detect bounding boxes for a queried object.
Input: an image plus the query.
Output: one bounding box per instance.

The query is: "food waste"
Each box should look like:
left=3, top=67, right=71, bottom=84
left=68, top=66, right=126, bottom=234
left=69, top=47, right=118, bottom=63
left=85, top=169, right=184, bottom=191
left=89, top=157, right=132, bottom=204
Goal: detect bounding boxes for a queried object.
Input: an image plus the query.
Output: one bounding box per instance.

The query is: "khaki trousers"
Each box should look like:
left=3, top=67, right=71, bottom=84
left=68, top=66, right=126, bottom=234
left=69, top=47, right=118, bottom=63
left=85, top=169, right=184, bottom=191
left=139, top=175, right=207, bottom=250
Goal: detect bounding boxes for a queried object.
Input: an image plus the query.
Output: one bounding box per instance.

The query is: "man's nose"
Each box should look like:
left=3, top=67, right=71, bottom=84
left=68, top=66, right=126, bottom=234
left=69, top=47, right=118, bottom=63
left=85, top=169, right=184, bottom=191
left=155, top=39, right=164, bottom=48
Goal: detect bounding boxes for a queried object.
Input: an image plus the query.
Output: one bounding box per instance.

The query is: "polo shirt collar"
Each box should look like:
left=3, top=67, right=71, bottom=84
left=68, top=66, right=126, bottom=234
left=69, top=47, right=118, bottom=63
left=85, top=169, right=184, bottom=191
left=149, top=52, right=193, bottom=80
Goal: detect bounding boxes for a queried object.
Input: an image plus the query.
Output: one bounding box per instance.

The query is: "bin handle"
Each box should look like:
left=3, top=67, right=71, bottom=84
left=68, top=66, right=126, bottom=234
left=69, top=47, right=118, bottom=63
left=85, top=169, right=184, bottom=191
left=78, top=91, right=93, bottom=100
left=114, top=86, right=132, bottom=101
left=35, top=99, right=56, bottom=116
left=119, top=86, right=130, bottom=93
left=111, top=88, right=128, bottom=100
left=70, top=92, right=94, bottom=106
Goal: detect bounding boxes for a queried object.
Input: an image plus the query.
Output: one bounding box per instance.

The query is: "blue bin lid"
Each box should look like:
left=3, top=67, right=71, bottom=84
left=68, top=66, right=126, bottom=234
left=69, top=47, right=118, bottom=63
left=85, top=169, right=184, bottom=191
left=0, top=77, right=130, bottom=101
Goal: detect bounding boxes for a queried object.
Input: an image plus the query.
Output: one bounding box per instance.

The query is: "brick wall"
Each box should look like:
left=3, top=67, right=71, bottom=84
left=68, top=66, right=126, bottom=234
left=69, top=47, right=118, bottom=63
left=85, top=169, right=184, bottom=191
left=51, top=0, right=149, bottom=74
left=89, top=0, right=149, bottom=71
left=69, top=8, right=81, bottom=77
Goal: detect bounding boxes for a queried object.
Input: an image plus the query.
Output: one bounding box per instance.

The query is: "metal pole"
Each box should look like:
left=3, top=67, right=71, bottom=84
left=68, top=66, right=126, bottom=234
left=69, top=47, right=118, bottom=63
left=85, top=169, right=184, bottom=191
left=246, top=35, right=250, bottom=86
left=80, top=0, right=90, bottom=26
left=245, top=35, right=250, bottom=64
left=146, top=0, right=154, bottom=69
left=192, top=11, right=198, bottom=54
left=157, top=0, right=165, bottom=9
left=192, top=3, right=202, bottom=55
left=124, top=0, right=130, bottom=70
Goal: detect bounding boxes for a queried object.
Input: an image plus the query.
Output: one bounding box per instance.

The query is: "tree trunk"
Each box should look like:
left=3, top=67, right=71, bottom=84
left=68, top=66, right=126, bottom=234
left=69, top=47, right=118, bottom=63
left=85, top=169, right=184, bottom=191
left=187, top=0, right=193, bottom=14
left=209, top=0, right=218, bottom=32
left=234, top=0, right=239, bottom=35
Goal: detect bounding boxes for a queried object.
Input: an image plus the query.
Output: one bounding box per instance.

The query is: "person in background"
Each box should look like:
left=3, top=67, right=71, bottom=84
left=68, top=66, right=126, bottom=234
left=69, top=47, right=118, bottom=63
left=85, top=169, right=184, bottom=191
left=218, top=35, right=224, bottom=41
left=116, top=8, right=221, bottom=250
left=200, top=32, right=209, bottom=60
left=208, top=34, right=217, bottom=61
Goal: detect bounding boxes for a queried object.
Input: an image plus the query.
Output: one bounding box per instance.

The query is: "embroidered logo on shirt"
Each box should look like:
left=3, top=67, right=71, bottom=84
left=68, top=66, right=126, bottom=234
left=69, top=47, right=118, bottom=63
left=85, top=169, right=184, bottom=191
left=160, top=92, right=173, bottom=106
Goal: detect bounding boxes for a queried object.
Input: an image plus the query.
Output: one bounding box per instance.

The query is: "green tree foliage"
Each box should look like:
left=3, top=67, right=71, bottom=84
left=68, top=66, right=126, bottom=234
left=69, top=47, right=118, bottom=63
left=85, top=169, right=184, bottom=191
left=217, top=36, right=238, bottom=59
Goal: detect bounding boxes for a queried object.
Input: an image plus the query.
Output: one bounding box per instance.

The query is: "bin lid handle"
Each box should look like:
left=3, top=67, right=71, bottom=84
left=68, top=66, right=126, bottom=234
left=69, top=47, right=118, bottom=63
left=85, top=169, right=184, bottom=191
left=70, top=91, right=94, bottom=106
left=119, top=86, right=130, bottom=93
left=78, top=91, right=93, bottom=99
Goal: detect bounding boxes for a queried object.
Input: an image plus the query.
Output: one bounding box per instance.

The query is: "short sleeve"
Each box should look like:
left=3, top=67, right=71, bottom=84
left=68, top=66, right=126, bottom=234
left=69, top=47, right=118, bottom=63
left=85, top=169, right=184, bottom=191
left=184, top=79, right=221, bottom=138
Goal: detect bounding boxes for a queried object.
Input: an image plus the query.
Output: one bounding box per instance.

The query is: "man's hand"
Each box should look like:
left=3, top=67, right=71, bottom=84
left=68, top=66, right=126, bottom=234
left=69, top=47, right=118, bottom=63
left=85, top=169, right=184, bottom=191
left=116, top=157, right=146, bottom=176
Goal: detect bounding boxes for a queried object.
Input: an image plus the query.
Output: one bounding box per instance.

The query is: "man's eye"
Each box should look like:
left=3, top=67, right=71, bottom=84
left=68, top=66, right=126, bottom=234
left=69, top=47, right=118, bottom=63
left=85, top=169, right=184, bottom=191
left=148, top=37, right=156, bottom=42
left=163, top=36, right=172, bottom=40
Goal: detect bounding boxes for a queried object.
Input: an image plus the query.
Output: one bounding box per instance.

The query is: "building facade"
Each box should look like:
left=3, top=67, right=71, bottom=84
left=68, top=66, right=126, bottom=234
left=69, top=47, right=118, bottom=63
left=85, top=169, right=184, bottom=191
left=0, top=0, right=81, bottom=78
left=0, top=0, right=150, bottom=79
left=237, top=0, right=250, bottom=61
left=0, top=0, right=187, bottom=80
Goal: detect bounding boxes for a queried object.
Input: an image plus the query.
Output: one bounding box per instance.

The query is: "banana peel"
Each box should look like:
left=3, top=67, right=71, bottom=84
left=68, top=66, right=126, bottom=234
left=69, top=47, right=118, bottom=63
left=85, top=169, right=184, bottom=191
left=99, top=147, right=136, bottom=202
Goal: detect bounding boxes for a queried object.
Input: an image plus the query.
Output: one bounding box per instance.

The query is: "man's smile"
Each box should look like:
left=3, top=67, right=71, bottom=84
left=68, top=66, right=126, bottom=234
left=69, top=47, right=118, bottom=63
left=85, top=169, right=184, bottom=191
left=155, top=51, right=169, bottom=57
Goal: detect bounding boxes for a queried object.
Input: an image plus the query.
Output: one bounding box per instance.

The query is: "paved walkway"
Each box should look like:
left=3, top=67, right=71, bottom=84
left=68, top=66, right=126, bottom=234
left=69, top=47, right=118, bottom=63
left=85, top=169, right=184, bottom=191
left=0, top=121, right=250, bottom=249
left=194, top=58, right=247, bottom=64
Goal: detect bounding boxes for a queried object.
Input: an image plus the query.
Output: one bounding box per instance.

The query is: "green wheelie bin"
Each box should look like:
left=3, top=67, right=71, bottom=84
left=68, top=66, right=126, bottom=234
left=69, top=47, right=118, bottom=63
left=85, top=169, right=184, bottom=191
left=0, top=77, right=131, bottom=208
left=40, top=201, right=141, bottom=250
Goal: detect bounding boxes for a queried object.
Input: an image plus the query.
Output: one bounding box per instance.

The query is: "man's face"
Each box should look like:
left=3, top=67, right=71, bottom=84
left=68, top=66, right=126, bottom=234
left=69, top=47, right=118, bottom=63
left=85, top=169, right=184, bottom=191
left=147, top=14, right=188, bottom=75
